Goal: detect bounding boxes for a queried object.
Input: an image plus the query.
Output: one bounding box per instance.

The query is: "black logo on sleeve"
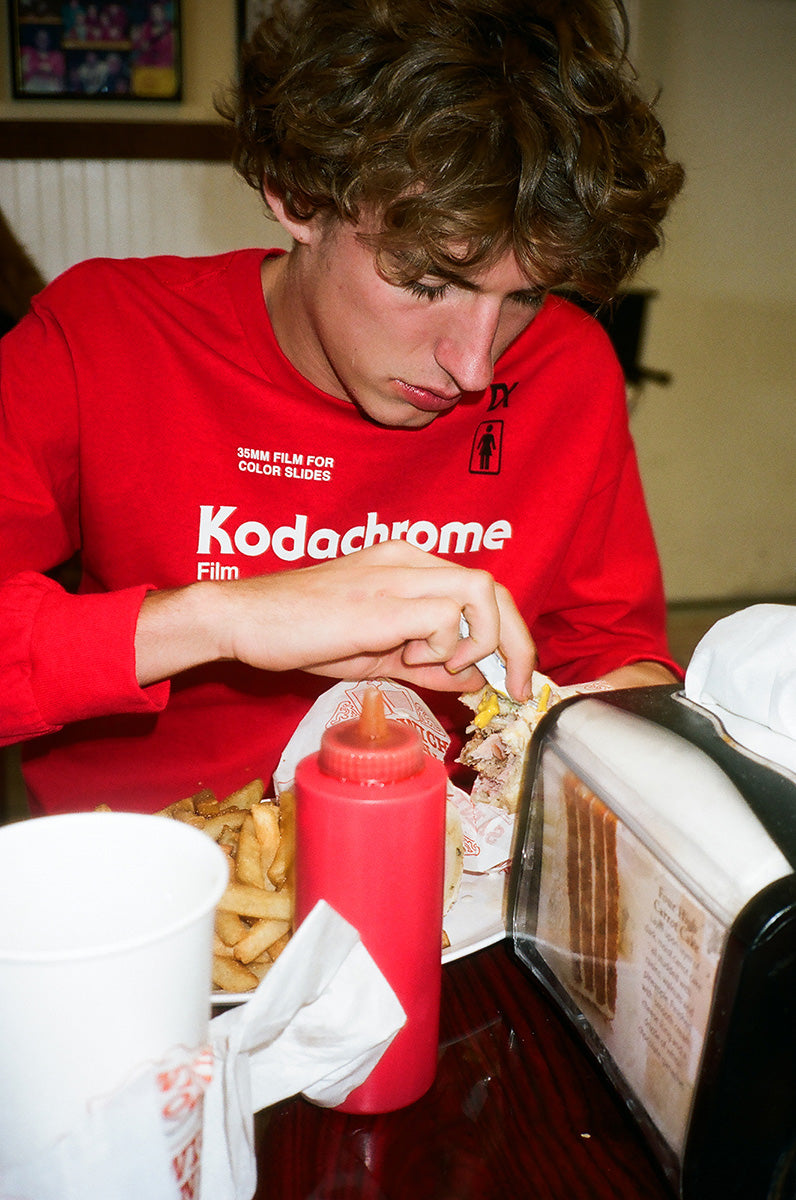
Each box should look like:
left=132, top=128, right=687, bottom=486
left=469, top=420, right=503, bottom=474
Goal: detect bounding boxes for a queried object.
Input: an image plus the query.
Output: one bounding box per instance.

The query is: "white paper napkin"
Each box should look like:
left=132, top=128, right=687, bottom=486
left=200, top=899, right=406, bottom=1200
left=684, top=603, right=796, bottom=775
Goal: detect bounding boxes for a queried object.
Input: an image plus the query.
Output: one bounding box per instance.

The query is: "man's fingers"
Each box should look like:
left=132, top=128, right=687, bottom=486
left=493, top=583, right=537, bottom=699
left=444, top=584, right=537, bottom=699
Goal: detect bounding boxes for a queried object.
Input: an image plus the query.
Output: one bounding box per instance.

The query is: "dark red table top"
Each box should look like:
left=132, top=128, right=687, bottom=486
left=253, top=939, right=676, bottom=1199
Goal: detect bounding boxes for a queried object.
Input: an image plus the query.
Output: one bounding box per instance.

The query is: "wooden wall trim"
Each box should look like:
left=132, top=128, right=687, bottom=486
left=0, top=120, right=234, bottom=161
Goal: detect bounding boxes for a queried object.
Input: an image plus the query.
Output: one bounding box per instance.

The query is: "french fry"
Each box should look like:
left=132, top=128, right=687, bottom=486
left=202, top=808, right=248, bottom=841
left=155, top=797, right=194, bottom=819
left=195, top=794, right=222, bottom=817
left=212, top=955, right=259, bottom=993
left=218, top=882, right=293, bottom=922
left=172, top=811, right=207, bottom=829
left=213, top=933, right=236, bottom=958
left=221, top=778, right=264, bottom=811
left=217, top=828, right=238, bottom=853
left=235, top=813, right=265, bottom=888
left=267, top=931, right=291, bottom=960
left=233, top=917, right=291, bottom=964
left=268, top=789, right=295, bottom=888
left=250, top=801, right=280, bottom=882
left=215, top=909, right=248, bottom=946
left=187, top=787, right=214, bottom=807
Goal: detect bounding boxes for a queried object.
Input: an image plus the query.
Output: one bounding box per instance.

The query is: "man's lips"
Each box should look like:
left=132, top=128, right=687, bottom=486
left=395, top=380, right=463, bottom=413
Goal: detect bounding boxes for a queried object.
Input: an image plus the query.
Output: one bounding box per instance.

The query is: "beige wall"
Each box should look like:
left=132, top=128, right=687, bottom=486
left=629, top=0, right=796, bottom=601
left=1, top=0, right=795, bottom=602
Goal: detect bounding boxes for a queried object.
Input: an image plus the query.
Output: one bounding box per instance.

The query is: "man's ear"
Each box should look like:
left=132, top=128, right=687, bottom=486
left=262, top=180, right=317, bottom=246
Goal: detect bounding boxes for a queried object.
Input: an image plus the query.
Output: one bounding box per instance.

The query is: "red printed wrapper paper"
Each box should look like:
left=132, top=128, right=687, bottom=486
left=271, top=679, right=514, bottom=873
left=272, top=678, right=612, bottom=875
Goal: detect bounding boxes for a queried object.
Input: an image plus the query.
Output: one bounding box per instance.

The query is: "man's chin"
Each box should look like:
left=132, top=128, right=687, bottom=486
left=354, top=395, right=441, bottom=430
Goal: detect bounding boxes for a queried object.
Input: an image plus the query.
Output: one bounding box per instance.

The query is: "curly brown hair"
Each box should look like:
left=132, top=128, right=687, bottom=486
left=219, top=0, right=684, bottom=302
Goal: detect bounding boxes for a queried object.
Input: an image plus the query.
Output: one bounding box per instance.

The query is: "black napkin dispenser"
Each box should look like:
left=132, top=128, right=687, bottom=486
left=508, top=684, right=796, bottom=1200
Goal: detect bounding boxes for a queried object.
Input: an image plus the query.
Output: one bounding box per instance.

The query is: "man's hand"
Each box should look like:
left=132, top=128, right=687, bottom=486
left=134, top=541, right=536, bottom=701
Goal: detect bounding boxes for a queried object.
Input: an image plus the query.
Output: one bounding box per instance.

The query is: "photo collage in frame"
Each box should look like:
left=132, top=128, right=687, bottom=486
left=10, top=1, right=181, bottom=100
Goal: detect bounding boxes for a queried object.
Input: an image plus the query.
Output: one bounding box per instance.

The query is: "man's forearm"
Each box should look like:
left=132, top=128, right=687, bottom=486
left=134, top=583, right=227, bottom=686
left=600, top=660, right=681, bottom=689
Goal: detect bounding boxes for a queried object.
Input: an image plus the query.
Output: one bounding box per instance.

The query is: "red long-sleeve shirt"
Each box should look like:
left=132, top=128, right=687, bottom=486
left=0, top=251, right=678, bottom=814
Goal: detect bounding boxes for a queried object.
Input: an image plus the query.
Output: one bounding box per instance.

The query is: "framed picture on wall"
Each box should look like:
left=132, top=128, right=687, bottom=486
left=9, top=1, right=182, bottom=100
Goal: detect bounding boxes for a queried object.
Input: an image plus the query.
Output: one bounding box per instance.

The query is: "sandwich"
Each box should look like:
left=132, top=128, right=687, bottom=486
left=458, top=673, right=563, bottom=813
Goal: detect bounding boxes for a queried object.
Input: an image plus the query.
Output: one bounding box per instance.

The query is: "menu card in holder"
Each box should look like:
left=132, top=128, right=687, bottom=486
left=508, top=685, right=796, bottom=1200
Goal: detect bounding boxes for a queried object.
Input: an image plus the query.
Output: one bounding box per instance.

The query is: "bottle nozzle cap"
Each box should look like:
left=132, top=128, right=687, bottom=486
left=359, top=685, right=389, bottom=740
left=318, top=687, right=425, bottom=782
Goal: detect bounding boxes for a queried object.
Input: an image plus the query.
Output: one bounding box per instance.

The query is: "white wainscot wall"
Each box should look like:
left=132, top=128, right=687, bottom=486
left=1, top=157, right=289, bottom=282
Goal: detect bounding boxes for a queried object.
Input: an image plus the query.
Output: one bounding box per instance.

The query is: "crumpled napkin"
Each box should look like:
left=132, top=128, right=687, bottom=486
left=200, top=899, right=406, bottom=1200
left=684, top=603, right=796, bottom=775
left=0, top=902, right=404, bottom=1200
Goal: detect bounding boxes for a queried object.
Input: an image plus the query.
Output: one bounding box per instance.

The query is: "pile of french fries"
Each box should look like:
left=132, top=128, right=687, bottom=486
left=157, top=779, right=295, bottom=994
left=100, top=773, right=456, bottom=993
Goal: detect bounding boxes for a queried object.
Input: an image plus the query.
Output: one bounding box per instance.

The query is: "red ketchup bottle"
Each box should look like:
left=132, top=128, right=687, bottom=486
left=294, top=687, right=448, bottom=1113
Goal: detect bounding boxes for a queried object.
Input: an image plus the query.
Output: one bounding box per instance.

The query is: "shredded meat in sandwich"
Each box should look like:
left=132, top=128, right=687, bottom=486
left=458, top=674, right=563, bottom=813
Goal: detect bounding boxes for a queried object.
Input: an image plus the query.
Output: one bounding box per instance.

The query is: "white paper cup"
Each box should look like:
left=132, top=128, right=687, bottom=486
left=0, top=811, right=228, bottom=1170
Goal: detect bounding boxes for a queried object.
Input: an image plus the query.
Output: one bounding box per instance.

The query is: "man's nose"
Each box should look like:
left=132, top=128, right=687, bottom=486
left=434, top=304, right=499, bottom=393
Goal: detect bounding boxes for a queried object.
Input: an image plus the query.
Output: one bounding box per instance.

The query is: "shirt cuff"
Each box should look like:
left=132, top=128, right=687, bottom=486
left=618, top=653, right=685, bottom=683
left=30, top=580, right=170, bottom=728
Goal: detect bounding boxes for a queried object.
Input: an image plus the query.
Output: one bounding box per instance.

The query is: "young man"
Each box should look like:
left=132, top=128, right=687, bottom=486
left=0, top=0, right=684, bottom=815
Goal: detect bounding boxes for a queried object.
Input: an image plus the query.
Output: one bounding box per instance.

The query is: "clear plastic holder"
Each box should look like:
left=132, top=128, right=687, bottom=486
left=508, top=686, right=796, bottom=1200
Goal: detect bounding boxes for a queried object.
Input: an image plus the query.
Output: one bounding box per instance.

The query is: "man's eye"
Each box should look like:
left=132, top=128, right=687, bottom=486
left=511, top=291, right=544, bottom=311
left=405, top=279, right=451, bottom=302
